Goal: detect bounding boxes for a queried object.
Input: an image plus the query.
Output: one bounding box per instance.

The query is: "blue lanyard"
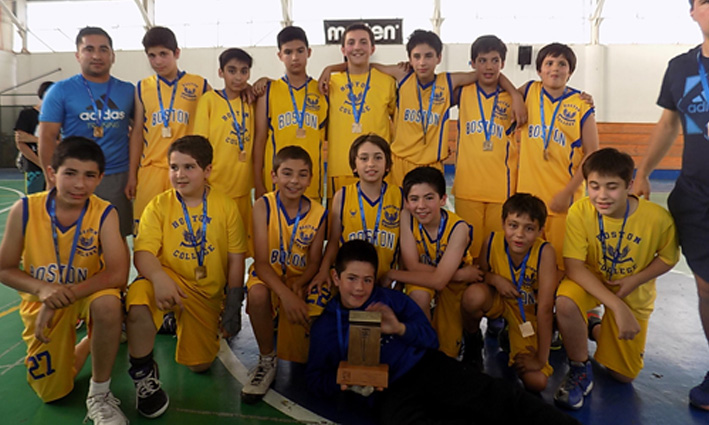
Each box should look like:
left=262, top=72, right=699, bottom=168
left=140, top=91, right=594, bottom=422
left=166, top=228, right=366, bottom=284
left=80, top=75, right=113, bottom=137
left=416, top=77, right=437, bottom=135
left=597, top=199, right=630, bottom=281
left=539, top=88, right=567, bottom=154
left=697, top=51, right=709, bottom=137
left=476, top=84, right=500, bottom=145
left=505, top=240, right=531, bottom=323
left=285, top=75, right=308, bottom=130
left=418, top=210, right=447, bottom=265
left=220, top=89, right=245, bottom=151
left=177, top=189, right=208, bottom=268
left=346, top=69, right=371, bottom=125
left=276, top=192, right=303, bottom=277
left=356, top=182, right=386, bottom=246
left=49, top=191, right=88, bottom=284
left=157, top=72, right=184, bottom=130
left=336, top=303, right=349, bottom=359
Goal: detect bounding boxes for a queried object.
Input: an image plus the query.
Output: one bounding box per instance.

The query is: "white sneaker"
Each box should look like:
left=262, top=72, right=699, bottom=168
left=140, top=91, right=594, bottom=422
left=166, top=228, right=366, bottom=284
left=241, top=354, right=277, bottom=404
left=85, top=391, right=129, bottom=425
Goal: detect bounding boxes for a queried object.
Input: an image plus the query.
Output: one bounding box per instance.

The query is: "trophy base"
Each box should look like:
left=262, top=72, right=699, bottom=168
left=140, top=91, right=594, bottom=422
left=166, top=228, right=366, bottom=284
left=337, top=361, right=389, bottom=389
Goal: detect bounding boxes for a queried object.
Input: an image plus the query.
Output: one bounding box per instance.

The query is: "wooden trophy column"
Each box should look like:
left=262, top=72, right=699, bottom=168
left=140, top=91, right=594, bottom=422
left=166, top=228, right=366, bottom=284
left=337, top=311, right=389, bottom=389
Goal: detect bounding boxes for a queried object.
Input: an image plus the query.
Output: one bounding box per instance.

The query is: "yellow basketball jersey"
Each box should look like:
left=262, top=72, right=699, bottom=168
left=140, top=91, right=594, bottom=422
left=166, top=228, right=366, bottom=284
left=21, top=191, right=111, bottom=299
left=517, top=81, right=594, bottom=214
left=391, top=72, right=453, bottom=165
left=252, top=191, right=326, bottom=279
left=327, top=68, right=396, bottom=177
left=263, top=77, right=327, bottom=199
left=138, top=72, right=208, bottom=168
left=563, top=196, right=679, bottom=319
left=194, top=90, right=254, bottom=199
left=412, top=209, right=473, bottom=267
left=135, top=187, right=247, bottom=299
left=339, top=182, right=402, bottom=278
left=453, top=83, right=518, bottom=203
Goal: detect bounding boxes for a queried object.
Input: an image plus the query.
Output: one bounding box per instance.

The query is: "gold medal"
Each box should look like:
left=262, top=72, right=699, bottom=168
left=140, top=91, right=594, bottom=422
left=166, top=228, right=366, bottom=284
left=352, top=122, right=363, bottom=134
left=296, top=128, right=306, bottom=139
left=543, top=149, right=549, bottom=161
left=239, top=150, right=247, bottom=162
left=93, top=126, right=103, bottom=138
left=195, top=265, right=207, bottom=280
left=483, top=140, right=493, bottom=151
left=519, top=321, right=535, bottom=338
left=162, top=126, right=172, bottom=138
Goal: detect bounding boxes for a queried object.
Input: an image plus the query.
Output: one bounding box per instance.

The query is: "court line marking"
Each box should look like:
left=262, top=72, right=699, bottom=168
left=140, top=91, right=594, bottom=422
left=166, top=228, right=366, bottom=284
left=0, top=185, right=23, bottom=215
left=217, top=340, right=335, bottom=425
left=0, top=341, right=23, bottom=362
left=0, top=305, right=20, bottom=320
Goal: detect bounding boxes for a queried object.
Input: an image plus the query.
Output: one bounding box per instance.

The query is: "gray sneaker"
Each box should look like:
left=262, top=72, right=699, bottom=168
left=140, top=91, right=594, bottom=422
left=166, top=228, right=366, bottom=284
left=85, top=391, right=128, bottom=425
left=241, top=354, right=277, bottom=404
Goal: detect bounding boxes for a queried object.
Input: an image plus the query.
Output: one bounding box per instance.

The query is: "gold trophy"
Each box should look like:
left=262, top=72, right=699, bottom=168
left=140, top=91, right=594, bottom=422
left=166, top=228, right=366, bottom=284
left=337, top=311, right=389, bottom=389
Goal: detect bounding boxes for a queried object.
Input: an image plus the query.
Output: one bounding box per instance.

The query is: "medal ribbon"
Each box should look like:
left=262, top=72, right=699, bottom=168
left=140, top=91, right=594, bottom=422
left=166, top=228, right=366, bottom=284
left=157, top=71, right=184, bottom=132
left=49, top=190, right=88, bottom=284
left=276, top=192, right=303, bottom=277
left=417, top=77, right=437, bottom=135
left=539, top=88, right=567, bottom=155
left=418, top=210, right=447, bottom=265
left=356, top=182, right=386, bottom=246
left=597, top=199, right=630, bottom=281
left=221, top=89, right=246, bottom=152
left=505, top=240, right=532, bottom=322
left=476, top=85, right=500, bottom=145
left=285, top=75, right=308, bottom=132
left=80, top=75, right=113, bottom=137
left=346, top=69, right=371, bottom=125
left=177, top=189, right=208, bottom=269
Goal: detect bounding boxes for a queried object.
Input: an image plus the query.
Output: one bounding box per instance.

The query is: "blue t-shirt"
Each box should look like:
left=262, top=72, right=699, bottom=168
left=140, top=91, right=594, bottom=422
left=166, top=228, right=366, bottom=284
left=40, top=74, right=135, bottom=175
left=658, top=45, right=709, bottom=196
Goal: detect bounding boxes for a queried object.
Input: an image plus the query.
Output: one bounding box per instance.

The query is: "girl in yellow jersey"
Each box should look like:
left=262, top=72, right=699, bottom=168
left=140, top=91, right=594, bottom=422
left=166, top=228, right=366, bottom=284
left=313, top=134, right=402, bottom=292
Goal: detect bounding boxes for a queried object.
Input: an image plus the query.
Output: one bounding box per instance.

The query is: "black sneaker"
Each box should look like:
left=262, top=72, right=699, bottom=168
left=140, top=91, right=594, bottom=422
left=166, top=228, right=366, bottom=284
left=462, top=331, right=484, bottom=371
left=130, top=361, right=169, bottom=418
left=498, top=324, right=510, bottom=353
left=158, top=312, right=177, bottom=335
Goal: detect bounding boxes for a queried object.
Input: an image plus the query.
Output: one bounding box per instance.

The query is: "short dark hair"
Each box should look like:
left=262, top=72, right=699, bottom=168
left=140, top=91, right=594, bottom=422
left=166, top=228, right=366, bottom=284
left=502, top=193, right=547, bottom=229
left=273, top=145, right=313, bottom=174
left=142, top=26, right=178, bottom=52
left=402, top=166, right=446, bottom=199
left=278, top=26, right=309, bottom=49
left=334, top=239, right=379, bottom=277
left=536, top=42, right=577, bottom=74
left=219, top=48, right=253, bottom=70
left=342, top=23, right=375, bottom=47
left=168, top=135, right=213, bottom=170
left=690, top=0, right=695, bottom=10
left=348, top=133, right=392, bottom=178
left=406, top=29, right=442, bottom=57
left=582, top=148, right=635, bottom=186
left=471, top=35, right=507, bottom=62
left=38, top=81, right=54, bottom=100
left=76, top=27, right=113, bottom=49
left=51, top=136, right=105, bottom=174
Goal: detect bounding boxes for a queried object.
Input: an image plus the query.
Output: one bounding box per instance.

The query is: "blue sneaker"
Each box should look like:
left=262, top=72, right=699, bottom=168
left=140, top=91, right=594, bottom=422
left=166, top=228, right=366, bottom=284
left=690, top=372, right=709, bottom=411
left=554, top=360, right=594, bottom=410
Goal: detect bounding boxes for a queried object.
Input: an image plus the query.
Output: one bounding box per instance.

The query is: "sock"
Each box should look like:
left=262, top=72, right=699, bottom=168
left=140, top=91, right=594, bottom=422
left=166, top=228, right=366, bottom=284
left=88, top=377, right=111, bottom=397
left=129, top=351, right=154, bottom=378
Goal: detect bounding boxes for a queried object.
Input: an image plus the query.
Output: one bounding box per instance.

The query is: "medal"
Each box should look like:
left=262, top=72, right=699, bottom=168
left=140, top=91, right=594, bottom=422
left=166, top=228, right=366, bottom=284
left=477, top=84, right=500, bottom=152
left=276, top=192, right=304, bottom=278
left=352, top=122, right=363, bottom=133
left=162, top=126, right=172, bottom=138
left=285, top=75, right=309, bottom=141
left=417, top=76, right=437, bottom=138
left=157, top=72, right=183, bottom=141
left=221, top=89, right=247, bottom=155
left=543, top=149, right=549, bottom=161
left=239, top=150, right=247, bottom=162
left=194, top=265, right=207, bottom=280
left=93, top=126, right=103, bottom=138
left=80, top=75, right=113, bottom=141
left=296, top=128, right=306, bottom=138
left=346, top=69, right=371, bottom=136
left=483, top=140, right=493, bottom=151
left=519, top=321, right=535, bottom=338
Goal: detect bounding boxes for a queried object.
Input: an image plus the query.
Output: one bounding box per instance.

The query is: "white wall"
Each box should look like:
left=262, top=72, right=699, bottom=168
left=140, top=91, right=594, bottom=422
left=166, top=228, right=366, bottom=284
left=7, top=42, right=696, bottom=123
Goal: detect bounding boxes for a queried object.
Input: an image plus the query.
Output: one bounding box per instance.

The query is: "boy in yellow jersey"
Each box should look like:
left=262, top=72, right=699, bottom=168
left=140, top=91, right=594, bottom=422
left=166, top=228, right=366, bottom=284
left=311, top=133, right=402, bottom=291
left=554, top=148, right=678, bottom=410
left=517, top=43, right=599, bottom=271
left=128, top=26, right=211, bottom=233
left=0, top=137, right=128, bottom=424
left=454, top=35, right=518, bottom=261
left=194, top=48, right=254, bottom=258
left=319, top=23, right=397, bottom=203
left=125, top=136, right=247, bottom=418
left=461, top=193, right=557, bottom=390
left=242, top=146, right=327, bottom=404
left=386, top=167, right=484, bottom=358
left=253, top=26, right=327, bottom=202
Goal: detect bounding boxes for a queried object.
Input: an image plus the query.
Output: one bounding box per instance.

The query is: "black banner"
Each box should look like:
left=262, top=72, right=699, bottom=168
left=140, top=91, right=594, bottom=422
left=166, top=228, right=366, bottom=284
left=323, top=19, right=403, bottom=45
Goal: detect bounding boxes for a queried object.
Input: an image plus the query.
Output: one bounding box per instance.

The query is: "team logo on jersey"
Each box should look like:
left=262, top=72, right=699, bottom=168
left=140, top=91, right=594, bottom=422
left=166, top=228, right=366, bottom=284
left=381, top=205, right=399, bottom=229
left=77, top=227, right=99, bottom=257
left=431, top=85, right=447, bottom=105
left=306, top=93, right=321, bottom=111
left=349, top=208, right=358, bottom=217
left=678, top=77, right=709, bottom=137
left=181, top=82, right=199, bottom=101
left=558, top=105, right=580, bottom=126
left=494, top=103, right=509, bottom=121
left=180, top=228, right=205, bottom=248
left=295, top=224, right=317, bottom=248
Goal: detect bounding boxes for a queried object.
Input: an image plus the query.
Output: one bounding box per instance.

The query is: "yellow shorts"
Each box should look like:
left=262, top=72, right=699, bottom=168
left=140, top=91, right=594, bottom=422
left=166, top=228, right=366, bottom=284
left=486, top=292, right=553, bottom=377
left=405, top=282, right=466, bottom=358
left=134, top=165, right=171, bottom=234
left=20, top=288, right=121, bottom=402
left=126, top=268, right=224, bottom=366
left=557, top=278, right=649, bottom=379
left=233, top=195, right=254, bottom=258
left=542, top=214, right=567, bottom=271
left=454, top=199, right=503, bottom=260
left=245, top=270, right=334, bottom=363
left=390, top=154, right=443, bottom=188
